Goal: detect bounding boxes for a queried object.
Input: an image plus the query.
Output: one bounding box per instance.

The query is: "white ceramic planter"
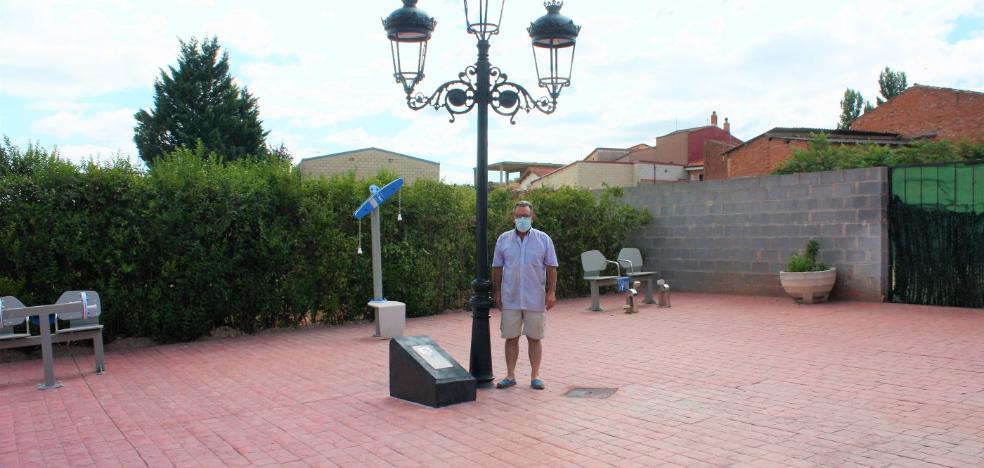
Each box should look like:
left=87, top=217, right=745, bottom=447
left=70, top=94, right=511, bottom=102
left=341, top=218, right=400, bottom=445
left=779, top=268, right=837, bottom=304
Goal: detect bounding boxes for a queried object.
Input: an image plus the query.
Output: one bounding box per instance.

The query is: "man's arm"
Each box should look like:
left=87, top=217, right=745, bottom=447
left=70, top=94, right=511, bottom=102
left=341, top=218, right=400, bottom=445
left=545, top=266, right=557, bottom=310
left=493, top=267, right=503, bottom=310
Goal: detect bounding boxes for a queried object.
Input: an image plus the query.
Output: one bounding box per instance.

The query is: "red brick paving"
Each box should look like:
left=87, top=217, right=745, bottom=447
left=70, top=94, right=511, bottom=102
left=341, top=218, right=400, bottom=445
left=3, top=293, right=984, bottom=467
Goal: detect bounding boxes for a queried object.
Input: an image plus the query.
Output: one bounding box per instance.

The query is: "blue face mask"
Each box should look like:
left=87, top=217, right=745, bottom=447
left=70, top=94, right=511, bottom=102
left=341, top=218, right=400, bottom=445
left=514, top=217, right=532, bottom=233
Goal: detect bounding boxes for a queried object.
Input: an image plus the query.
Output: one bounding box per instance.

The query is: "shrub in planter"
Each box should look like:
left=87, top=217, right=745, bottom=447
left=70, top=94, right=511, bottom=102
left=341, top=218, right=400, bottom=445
left=779, top=240, right=836, bottom=304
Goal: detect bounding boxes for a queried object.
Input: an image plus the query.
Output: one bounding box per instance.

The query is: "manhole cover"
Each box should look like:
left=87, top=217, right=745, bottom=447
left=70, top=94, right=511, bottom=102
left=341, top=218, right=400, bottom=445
left=564, top=388, right=617, bottom=399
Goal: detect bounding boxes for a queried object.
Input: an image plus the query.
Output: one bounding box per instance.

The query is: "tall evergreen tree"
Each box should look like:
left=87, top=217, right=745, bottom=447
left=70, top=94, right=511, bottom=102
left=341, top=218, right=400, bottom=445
left=838, top=88, right=869, bottom=130
left=134, top=37, right=269, bottom=164
left=876, top=66, right=908, bottom=105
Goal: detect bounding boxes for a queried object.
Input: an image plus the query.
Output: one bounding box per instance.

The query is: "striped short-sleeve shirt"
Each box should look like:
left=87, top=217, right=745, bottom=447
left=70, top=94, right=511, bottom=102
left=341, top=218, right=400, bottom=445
left=492, top=228, right=559, bottom=312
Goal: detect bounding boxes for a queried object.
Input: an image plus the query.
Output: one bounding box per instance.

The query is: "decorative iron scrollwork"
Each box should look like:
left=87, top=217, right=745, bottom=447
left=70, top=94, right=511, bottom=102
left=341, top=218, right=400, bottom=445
left=489, top=67, right=556, bottom=124
left=407, top=66, right=477, bottom=122
left=405, top=65, right=556, bottom=124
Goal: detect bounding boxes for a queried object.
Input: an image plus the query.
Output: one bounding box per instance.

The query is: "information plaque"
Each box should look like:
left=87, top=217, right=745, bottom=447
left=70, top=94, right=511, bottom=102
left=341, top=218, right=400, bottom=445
left=412, top=345, right=453, bottom=369
left=390, top=336, right=476, bottom=407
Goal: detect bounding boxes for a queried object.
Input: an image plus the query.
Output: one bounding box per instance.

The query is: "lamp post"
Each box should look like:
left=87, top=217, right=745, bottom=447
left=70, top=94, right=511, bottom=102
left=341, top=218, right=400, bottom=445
left=382, top=0, right=580, bottom=384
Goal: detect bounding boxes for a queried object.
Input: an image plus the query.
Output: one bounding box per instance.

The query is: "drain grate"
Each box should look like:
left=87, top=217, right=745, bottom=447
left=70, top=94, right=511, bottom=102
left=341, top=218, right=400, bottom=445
left=564, top=387, right=617, bottom=399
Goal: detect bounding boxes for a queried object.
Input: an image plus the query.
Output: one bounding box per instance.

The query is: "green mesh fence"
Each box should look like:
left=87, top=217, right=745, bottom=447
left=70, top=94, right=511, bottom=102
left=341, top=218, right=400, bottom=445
left=890, top=161, right=984, bottom=307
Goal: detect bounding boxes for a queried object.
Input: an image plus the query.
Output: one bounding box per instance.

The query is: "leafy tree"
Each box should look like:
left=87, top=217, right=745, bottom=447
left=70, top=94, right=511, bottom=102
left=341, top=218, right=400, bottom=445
left=877, top=67, right=908, bottom=105
left=838, top=88, right=870, bottom=129
left=1, top=136, right=63, bottom=177
left=134, top=37, right=269, bottom=165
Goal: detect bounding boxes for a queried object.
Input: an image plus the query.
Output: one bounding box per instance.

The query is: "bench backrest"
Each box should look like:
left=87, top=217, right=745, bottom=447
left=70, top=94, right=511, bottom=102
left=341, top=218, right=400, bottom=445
left=0, top=296, right=28, bottom=331
left=55, top=291, right=101, bottom=328
left=617, top=248, right=645, bottom=273
left=580, top=250, right=610, bottom=277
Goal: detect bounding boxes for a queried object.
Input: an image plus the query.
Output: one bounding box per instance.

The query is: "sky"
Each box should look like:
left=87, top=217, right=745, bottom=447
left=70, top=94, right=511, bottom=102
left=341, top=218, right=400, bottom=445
left=1, top=0, right=983, bottom=184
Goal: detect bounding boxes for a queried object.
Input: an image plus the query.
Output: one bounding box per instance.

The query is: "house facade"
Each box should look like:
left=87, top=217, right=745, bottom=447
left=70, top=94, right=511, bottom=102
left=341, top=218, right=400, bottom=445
left=515, top=166, right=559, bottom=191
left=851, top=85, right=984, bottom=143
left=298, top=147, right=440, bottom=184
left=530, top=112, right=741, bottom=189
left=639, top=112, right=743, bottom=180
left=530, top=160, right=685, bottom=190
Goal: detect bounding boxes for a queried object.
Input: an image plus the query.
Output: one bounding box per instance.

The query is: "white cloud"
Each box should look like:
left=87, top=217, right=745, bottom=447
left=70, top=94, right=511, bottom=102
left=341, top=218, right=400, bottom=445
left=31, top=108, right=135, bottom=141
left=29, top=107, right=139, bottom=163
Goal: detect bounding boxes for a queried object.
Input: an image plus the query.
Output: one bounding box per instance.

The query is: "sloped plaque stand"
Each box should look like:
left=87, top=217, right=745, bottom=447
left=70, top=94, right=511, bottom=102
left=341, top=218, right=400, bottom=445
left=390, top=336, right=476, bottom=407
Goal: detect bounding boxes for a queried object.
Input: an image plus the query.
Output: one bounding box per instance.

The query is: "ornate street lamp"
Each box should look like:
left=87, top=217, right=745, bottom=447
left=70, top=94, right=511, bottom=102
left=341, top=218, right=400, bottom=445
left=383, top=0, right=580, bottom=384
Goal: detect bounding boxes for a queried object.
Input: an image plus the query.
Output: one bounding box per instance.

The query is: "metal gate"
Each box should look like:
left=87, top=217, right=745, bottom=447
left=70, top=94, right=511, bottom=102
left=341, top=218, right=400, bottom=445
left=889, top=161, right=984, bottom=307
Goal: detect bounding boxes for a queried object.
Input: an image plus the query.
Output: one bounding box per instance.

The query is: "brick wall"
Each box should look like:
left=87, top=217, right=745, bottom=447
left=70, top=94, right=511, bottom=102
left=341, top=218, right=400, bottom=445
left=851, top=86, right=984, bottom=143
left=299, top=149, right=439, bottom=184
left=726, top=138, right=809, bottom=178
left=621, top=167, right=889, bottom=301
left=654, top=132, right=689, bottom=166
left=703, top=140, right=737, bottom=181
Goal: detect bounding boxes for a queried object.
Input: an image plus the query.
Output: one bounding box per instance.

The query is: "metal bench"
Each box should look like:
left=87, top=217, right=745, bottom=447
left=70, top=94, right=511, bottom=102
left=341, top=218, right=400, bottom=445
left=1, top=296, right=32, bottom=342
left=616, top=248, right=658, bottom=306
left=53, top=291, right=105, bottom=374
left=580, top=250, right=619, bottom=311
left=0, top=291, right=105, bottom=390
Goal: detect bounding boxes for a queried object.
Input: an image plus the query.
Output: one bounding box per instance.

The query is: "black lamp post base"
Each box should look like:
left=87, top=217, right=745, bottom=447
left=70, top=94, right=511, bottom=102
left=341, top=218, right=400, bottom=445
left=468, top=280, right=495, bottom=384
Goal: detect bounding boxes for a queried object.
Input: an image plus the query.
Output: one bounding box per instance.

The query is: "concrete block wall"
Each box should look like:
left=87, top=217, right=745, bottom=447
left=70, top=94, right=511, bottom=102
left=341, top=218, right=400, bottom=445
left=622, top=167, right=889, bottom=301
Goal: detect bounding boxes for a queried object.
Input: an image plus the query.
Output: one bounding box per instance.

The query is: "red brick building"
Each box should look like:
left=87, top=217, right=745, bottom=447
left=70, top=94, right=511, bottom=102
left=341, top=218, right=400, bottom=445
left=627, top=112, right=742, bottom=180
left=851, top=85, right=984, bottom=143
left=717, top=128, right=906, bottom=179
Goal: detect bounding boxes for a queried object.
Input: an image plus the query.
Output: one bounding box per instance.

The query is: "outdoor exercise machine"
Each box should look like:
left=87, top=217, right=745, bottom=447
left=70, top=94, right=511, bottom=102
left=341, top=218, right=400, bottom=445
left=354, top=178, right=406, bottom=339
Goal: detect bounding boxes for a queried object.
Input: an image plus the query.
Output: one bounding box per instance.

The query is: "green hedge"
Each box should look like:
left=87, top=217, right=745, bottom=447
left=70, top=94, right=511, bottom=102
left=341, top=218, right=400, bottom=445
left=773, top=134, right=984, bottom=175
left=0, top=142, right=649, bottom=343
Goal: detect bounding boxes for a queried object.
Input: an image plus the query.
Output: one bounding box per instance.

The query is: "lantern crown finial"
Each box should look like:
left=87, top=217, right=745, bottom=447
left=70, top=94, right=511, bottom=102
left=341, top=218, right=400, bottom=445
left=528, top=1, right=580, bottom=48
left=383, top=0, right=437, bottom=42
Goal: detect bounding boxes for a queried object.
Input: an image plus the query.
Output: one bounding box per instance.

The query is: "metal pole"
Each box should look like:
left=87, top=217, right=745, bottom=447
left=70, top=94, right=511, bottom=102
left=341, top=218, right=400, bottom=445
left=371, top=207, right=384, bottom=301
left=469, top=38, right=494, bottom=384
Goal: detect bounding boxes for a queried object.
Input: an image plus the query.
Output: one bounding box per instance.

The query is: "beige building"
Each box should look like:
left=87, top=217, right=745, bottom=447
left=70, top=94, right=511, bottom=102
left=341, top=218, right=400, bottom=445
left=531, top=160, right=686, bottom=190
left=298, top=147, right=439, bottom=184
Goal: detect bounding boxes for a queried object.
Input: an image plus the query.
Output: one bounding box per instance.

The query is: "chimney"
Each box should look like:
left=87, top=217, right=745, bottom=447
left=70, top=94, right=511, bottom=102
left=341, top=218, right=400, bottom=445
left=710, top=111, right=718, bottom=126
left=723, top=117, right=731, bottom=134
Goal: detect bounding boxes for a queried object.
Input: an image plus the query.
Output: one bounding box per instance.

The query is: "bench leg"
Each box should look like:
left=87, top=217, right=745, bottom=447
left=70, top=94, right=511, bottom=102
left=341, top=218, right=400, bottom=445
left=589, top=282, right=602, bottom=311
left=643, top=277, right=655, bottom=304
left=37, top=313, right=63, bottom=390
left=94, top=331, right=105, bottom=374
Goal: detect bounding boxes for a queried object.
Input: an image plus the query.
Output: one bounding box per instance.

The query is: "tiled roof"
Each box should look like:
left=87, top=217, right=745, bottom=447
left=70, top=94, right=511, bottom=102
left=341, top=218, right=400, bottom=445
left=723, top=128, right=906, bottom=155
left=299, top=147, right=438, bottom=166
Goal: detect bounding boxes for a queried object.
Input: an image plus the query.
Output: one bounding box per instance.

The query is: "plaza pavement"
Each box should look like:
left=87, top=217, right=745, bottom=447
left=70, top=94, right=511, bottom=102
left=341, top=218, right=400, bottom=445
left=2, top=292, right=984, bottom=467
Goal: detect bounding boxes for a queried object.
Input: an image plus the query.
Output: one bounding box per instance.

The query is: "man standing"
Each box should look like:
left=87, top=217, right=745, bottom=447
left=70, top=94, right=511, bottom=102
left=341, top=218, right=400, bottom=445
left=492, top=200, right=558, bottom=390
